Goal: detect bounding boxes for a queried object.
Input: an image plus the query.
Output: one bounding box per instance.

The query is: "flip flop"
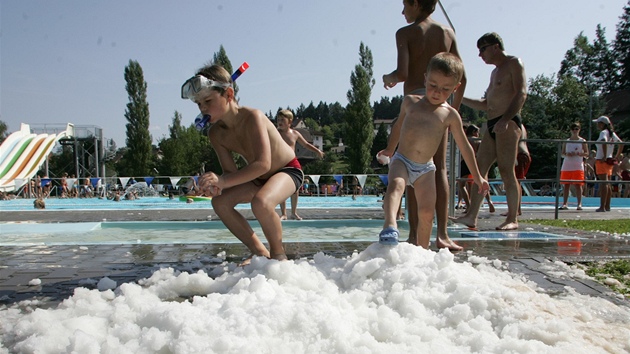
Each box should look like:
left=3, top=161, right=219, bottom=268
left=379, top=226, right=399, bottom=245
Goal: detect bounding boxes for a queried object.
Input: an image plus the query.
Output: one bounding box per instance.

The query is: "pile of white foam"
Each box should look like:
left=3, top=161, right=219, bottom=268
left=1, top=243, right=629, bottom=353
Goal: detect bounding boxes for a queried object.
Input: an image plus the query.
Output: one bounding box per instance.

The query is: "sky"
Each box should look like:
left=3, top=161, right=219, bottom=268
left=2, top=244, right=630, bottom=352
left=1, top=0, right=628, bottom=148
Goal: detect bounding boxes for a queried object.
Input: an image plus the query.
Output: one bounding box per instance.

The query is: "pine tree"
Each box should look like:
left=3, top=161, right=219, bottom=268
left=212, top=45, right=240, bottom=97
left=592, top=25, right=619, bottom=93
left=613, top=0, right=630, bottom=90
left=123, top=60, right=153, bottom=176
left=344, top=42, right=375, bottom=174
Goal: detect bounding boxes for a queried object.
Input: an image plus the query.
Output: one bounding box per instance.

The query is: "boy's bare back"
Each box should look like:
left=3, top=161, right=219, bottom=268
left=397, top=95, right=459, bottom=163
left=396, top=18, right=458, bottom=94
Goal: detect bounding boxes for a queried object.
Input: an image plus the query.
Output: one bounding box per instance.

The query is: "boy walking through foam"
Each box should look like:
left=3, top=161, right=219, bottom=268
left=181, top=64, right=304, bottom=263
left=383, top=0, right=466, bottom=251
left=276, top=109, right=324, bottom=220
left=377, top=53, right=488, bottom=249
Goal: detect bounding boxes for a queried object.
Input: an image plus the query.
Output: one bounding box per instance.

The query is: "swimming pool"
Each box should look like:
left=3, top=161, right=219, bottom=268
left=2, top=195, right=629, bottom=211
left=0, top=195, right=387, bottom=211
left=0, top=219, right=576, bottom=246
left=0, top=219, right=399, bottom=246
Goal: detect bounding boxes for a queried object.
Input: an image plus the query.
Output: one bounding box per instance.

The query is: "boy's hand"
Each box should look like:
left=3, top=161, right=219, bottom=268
left=383, top=73, right=397, bottom=89
left=476, top=178, right=490, bottom=195
left=199, top=172, right=223, bottom=196
left=376, top=150, right=393, bottom=165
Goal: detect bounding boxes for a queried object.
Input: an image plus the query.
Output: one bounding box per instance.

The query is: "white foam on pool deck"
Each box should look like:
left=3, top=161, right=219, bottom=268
left=1, top=244, right=628, bottom=353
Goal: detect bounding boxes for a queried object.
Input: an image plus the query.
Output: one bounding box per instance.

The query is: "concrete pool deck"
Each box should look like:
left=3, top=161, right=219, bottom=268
left=1, top=207, right=629, bottom=306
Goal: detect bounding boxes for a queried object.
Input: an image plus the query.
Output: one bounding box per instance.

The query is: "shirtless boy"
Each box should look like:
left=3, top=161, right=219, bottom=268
left=382, top=0, right=466, bottom=250
left=276, top=109, right=324, bottom=220
left=181, top=64, right=304, bottom=262
left=454, top=32, right=527, bottom=231
left=378, top=53, right=488, bottom=249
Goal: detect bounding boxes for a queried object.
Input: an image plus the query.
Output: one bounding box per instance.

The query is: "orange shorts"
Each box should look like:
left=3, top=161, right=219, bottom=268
left=560, top=170, right=585, bottom=185
left=595, top=160, right=613, bottom=176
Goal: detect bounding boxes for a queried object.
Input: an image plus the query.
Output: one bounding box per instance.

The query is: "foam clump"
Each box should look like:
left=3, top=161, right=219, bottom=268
left=1, top=243, right=629, bottom=353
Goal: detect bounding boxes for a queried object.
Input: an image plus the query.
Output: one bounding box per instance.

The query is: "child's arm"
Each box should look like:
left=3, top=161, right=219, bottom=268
left=449, top=111, right=489, bottom=194
left=383, top=29, right=408, bottom=89
left=295, top=132, right=324, bottom=159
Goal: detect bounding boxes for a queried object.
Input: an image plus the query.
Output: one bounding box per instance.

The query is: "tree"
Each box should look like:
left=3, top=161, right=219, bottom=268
left=0, top=120, right=7, bottom=145
left=344, top=42, right=375, bottom=174
left=121, top=59, right=153, bottom=176
left=213, top=45, right=241, bottom=98
left=613, top=1, right=630, bottom=90
left=158, top=111, right=216, bottom=176
left=592, top=25, right=619, bottom=93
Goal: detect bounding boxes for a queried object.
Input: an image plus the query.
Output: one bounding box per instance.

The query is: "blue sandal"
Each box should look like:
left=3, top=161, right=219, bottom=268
left=379, top=226, right=399, bottom=245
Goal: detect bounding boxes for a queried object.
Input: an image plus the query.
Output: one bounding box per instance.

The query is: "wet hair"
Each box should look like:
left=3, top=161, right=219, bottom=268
left=196, top=64, right=232, bottom=95
left=477, top=32, right=505, bottom=51
left=277, top=109, right=294, bottom=124
left=465, top=124, right=480, bottom=137
left=34, top=198, right=46, bottom=209
left=405, top=0, right=438, bottom=14
left=427, top=52, right=464, bottom=82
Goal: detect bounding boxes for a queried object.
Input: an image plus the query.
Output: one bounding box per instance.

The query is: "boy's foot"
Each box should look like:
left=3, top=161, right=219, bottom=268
left=576, top=206, right=583, bottom=211
left=436, top=237, right=464, bottom=251
left=379, top=227, right=399, bottom=245
left=595, top=208, right=606, bottom=212
left=271, top=253, right=288, bottom=261
left=280, top=215, right=288, bottom=220
left=291, top=214, right=303, bottom=220
left=496, top=221, right=518, bottom=230
left=449, top=215, right=477, bottom=230
left=488, top=203, right=495, bottom=213
left=238, top=254, right=255, bottom=267
left=558, top=205, right=568, bottom=210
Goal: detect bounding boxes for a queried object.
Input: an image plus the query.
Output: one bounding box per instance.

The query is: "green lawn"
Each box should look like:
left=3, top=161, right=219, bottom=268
left=530, top=219, right=630, bottom=297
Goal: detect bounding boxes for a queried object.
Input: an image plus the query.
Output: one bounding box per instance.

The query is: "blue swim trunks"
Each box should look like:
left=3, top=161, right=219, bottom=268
left=391, top=152, right=436, bottom=186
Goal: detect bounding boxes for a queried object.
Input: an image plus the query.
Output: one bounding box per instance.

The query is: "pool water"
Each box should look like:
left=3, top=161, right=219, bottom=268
left=0, top=219, right=407, bottom=245
left=0, top=219, right=575, bottom=246
left=2, top=195, right=629, bottom=211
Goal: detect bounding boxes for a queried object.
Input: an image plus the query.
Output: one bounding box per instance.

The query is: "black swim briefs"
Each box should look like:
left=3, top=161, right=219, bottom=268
left=487, top=114, right=523, bottom=140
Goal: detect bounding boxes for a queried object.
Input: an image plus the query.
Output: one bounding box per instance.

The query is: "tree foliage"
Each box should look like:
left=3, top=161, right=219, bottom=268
left=120, top=60, right=153, bottom=176
left=0, top=120, right=8, bottom=145
left=344, top=42, right=375, bottom=174
left=157, top=111, right=215, bottom=176
left=614, top=1, right=630, bottom=90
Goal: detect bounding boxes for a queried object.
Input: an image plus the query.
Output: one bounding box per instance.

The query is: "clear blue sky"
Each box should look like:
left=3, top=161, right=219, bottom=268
left=1, top=1, right=627, bottom=148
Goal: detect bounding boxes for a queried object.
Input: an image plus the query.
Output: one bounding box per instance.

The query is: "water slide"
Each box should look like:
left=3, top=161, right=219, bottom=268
left=0, top=123, right=74, bottom=192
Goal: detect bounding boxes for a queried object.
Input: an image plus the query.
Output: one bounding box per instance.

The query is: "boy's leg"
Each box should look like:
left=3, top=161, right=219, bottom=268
left=251, top=172, right=300, bottom=260
left=412, top=171, right=437, bottom=249
left=212, top=183, right=270, bottom=258
left=290, top=191, right=301, bottom=220
left=433, top=133, right=461, bottom=250
left=453, top=133, right=497, bottom=229
left=279, top=200, right=288, bottom=220
left=495, top=122, right=522, bottom=230
left=383, top=162, right=408, bottom=227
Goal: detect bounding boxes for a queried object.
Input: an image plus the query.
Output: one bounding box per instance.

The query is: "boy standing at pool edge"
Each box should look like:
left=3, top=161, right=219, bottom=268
left=276, top=109, right=324, bottom=221
left=378, top=53, right=489, bottom=249
left=383, top=0, right=467, bottom=251
left=181, top=64, right=304, bottom=263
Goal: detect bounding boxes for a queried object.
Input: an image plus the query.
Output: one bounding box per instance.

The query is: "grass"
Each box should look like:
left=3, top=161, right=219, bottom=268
left=530, top=218, right=630, bottom=297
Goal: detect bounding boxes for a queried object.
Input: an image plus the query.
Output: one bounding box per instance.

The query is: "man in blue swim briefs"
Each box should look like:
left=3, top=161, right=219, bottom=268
left=453, top=32, right=527, bottom=231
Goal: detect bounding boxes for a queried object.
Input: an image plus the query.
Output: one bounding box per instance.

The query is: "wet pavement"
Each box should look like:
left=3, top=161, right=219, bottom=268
left=1, top=207, right=629, bottom=307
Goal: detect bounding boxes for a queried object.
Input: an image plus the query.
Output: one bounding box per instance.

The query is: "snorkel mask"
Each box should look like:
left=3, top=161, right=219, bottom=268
left=180, top=75, right=232, bottom=101
left=182, top=62, right=249, bottom=131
